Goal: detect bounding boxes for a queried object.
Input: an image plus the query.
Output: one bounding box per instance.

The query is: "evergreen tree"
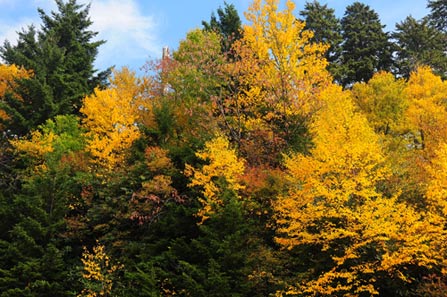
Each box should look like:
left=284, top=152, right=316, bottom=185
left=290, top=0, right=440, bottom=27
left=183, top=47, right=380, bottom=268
left=299, top=0, right=343, bottom=82
left=393, top=16, right=447, bottom=78
left=340, top=2, right=393, bottom=87
left=202, top=2, right=242, bottom=53
left=0, top=115, right=86, bottom=296
left=428, top=0, right=447, bottom=31
left=0, top=0, right=110, bottom=136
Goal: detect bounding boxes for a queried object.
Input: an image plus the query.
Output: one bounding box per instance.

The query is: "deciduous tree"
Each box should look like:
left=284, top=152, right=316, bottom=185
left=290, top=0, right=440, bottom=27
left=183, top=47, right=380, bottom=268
left=220, top=0, right=330, bottom=164
left=185, top=134, right=245, bottom=222
left=275, top=84, right=447, bottom=296
left=351, top=71, right=407, bottom=134
left=0, top=64, right=33, bottom=132
left=80, top=68, right=141, bottom=172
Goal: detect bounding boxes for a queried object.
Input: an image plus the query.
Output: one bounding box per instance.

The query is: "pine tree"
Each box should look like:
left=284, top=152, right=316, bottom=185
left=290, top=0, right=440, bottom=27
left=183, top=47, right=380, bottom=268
left=340, top=2, right=393, bottom=87
left=0, top=0, right=110, bottom=136
left=299, top=0, right=343, bottom=82
left=393, top=16, right=447, bottom=78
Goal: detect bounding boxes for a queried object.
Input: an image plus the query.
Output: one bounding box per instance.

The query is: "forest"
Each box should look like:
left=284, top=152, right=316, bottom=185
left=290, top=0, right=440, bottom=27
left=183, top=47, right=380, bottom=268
left=1, top=0, right=447, bottom=296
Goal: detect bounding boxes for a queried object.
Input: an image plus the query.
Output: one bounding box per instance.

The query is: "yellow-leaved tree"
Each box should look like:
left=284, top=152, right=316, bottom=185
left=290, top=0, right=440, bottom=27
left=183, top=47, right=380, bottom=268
left=404, top=66, right=447, bottom=155
left=351, top=71, right=409, bottom=197
left=218, top=0, right=331, bottom=164
left=78, top=241, right=121, bottom=297
left=351, top=71, right=407, bottom=135
left=80, top=68, right=142, bottom=172
left=426, top=143, right=447, bottom=217
left=418, top=67, right=447, bottom=235
left=241, top=0, right=330, bottom=115
left=400, top=66, right=447, bottom=200
left=274, top=84, right=447, bottom=296
left=185, top=134, right=245, bottom=222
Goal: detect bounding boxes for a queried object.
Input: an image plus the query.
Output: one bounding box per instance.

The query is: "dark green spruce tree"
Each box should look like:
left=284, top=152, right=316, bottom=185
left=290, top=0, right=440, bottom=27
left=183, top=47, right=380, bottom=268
left=428, top=0, right=447, bottom=31
left=0, top=0, right=110, bottom=136
left=393, top=16, right=447, bottom=78
left=339, top=2, right=394, bottom=87
left=202, top=2, right=242, bottom=53
left=0, top=115, right=86, bottom=296
left=299, top=0, right=343, bottom=82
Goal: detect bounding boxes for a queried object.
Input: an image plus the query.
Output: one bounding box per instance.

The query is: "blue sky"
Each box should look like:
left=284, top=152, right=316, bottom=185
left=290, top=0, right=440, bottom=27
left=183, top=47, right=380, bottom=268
left=0, top=0, right=428, bottom=73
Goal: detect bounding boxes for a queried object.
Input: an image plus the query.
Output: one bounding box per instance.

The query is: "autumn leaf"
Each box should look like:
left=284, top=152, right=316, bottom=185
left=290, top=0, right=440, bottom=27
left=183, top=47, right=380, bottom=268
left=80, top=67, right=141, bottom=172
left=185, top=134, right=245, bottom=222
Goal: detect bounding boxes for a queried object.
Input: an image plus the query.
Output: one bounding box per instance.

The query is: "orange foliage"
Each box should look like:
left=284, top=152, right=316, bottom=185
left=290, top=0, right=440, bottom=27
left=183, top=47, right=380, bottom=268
left=130, top=146, right=183, bottom=225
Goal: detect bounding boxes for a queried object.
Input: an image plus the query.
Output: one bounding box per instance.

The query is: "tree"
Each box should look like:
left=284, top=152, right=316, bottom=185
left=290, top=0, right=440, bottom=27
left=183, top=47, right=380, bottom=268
left=78, top=241, right=121, bottom=296
left=0, top=0, right=110, bottom=135
left=274, top=84, right=447, bottom=296
left=80, top=68, right=141, bottom=173
left=340, top=2, right=393, bottom=87
left=153, top=28, right=221, bottom=156
left=202, top=2, right=242, bottom=53
left=404, top=66, right=447, bottom=154
left=428, top=0, right=447, bottom=31
left=220, top=0, right=331, bottom=164
left=0, top=115, right=86, bottom=296
left=0, top=64, right=33, bottom=132
left=299, top=0, right=343, bottom=81
left=393, top=16, right=447, bottom=78
left=351, top=71, right=407, bottom=134
left=185, top=134, right=245, bottom=222
left=400, top=66, right=447, bottom=200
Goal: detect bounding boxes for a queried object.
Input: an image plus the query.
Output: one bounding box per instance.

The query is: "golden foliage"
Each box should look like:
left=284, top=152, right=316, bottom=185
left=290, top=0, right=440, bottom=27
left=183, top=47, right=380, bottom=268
left=401, top=66, right=447, bottom=193
left=404, top=66, right=447, bottom=152
left=145, top=146, right=173, bottom=173
left=352, top=71, right=407, bottom=134
left=185, top=134, right=245, bottom=221
left=275, top=85, right=447, bottom=295
left=78, top=241, right=121, bottom=297
left=80, top=68, right=141, bottom=172
left=129, top=146, right=183, bottom=225
left=426, top=142, right=447, bottom=217
left=242, top=0, right=330, bottom=111
left=10, top=114, right=83, bottom=171
left=0, top=64, right=32, bottom=96
left=11, top=129, right=55, bottom=160
left=218, top=0, right=330, bottom=160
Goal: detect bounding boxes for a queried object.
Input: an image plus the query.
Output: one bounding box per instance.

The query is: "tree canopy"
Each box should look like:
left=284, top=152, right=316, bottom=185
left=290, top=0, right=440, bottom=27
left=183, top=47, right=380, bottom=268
left=2, top=0, right=447, bottom=296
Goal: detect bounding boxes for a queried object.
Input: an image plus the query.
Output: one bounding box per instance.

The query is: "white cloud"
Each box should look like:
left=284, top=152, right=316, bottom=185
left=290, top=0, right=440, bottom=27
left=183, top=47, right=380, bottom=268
left=87, top=0, right=161, bottom=69
left=0, top=17, right=40, bottom=57
left=0, top=0, right=160, bottom=69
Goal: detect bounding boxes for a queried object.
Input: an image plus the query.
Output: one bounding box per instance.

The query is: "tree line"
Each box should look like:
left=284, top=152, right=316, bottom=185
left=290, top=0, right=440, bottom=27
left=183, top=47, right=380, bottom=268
left=1, top=0, right=447, bottom=296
